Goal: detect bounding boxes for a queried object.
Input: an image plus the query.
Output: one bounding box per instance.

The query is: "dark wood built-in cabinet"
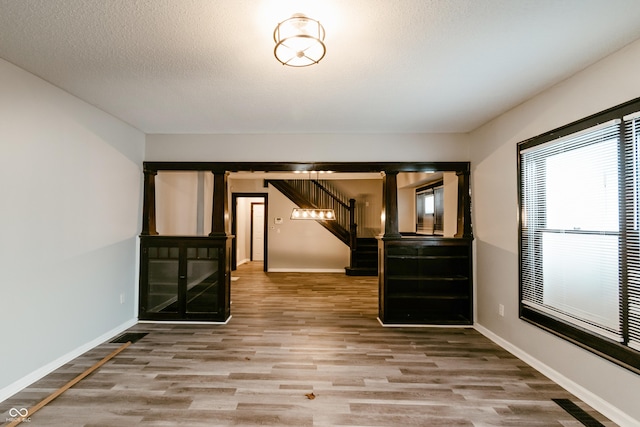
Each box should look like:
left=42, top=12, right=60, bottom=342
left=138, top=168, right=232, bottom=322
left=139, top=236, right=231, bottom=322
left=378, top=237, right=473, bottom=325
left=140, top=161, right=472, bottom=325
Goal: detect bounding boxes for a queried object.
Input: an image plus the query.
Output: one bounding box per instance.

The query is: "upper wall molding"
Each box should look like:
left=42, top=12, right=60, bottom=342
left=143, top=161, right=471, bottom=174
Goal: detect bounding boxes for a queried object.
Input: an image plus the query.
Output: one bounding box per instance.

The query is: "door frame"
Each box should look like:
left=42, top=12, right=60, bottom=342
left=231, top=192, right=268, bottom=271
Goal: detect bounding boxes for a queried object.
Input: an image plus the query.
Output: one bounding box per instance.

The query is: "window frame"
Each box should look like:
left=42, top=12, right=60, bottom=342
left=517, top=97, right=640, bottom=375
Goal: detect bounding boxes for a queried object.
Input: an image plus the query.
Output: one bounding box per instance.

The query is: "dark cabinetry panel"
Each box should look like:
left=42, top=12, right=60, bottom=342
left=379, top=237, right=472, bottom=325
left=139, top=236, right=231, bottom=322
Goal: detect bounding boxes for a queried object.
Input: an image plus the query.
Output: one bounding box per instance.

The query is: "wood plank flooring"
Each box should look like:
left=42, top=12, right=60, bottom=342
left=2, top=262, right=616, bottom=426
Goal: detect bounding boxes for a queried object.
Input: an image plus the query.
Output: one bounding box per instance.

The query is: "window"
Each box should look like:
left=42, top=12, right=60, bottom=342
left=518, top=98, right=640, bottom=374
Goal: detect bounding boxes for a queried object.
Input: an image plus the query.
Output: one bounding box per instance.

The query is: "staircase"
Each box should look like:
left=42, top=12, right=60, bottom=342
left=267, top=179, right=378, bottom=276
left=345, top=237, right=378, bottom=276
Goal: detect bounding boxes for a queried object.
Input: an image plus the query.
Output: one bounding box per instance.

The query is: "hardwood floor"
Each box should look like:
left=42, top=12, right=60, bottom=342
left=2, top=262, right=615, bottom=426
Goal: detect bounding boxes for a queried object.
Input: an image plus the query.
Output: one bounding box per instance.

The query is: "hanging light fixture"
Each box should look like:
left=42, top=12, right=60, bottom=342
left=290, top=171, right=336, bottom=220
left=291, top=208, right=335, bottom=221
left=273, top=13, right=326, bottom=67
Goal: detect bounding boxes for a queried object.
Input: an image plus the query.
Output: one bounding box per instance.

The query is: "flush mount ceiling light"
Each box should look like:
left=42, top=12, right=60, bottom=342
left=273, top=13, right=326, bottom=67
left=291, top=208, right=335, bottom=220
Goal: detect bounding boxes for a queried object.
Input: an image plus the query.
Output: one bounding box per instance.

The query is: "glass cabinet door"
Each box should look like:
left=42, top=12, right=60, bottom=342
left=140, top=238, right=228, bottom=321
left=146, top=246, right=180, bottom=314
left=185, top=247, right=220, bottom=315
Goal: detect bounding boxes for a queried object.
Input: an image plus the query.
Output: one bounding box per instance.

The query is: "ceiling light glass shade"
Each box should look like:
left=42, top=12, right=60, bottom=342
left=291, top=208, right=336, bottom=220
left=274, top=14, right=326, bottom=67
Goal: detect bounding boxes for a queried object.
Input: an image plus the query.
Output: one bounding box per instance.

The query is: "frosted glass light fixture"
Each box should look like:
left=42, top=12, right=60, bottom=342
left=274, top=13, right=326, bottom=67
left=291, top=208, right=335, bottom=220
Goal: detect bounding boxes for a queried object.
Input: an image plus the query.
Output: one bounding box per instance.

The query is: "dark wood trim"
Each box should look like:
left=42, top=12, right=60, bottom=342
left=416, top=180, right=444, bottom=193
left=141, top=161, right=472, bottom=265
left=141, top=168, right=158, bottom=235
left=378, top=236, right=473, bottom=325
left=455, top=169, right=472, bottom=238
left=518, top=97, right=640, bottom=151
left=140, top=161, right=474, bottom=326
left=382, top=171, right=402, bottom=238
left=138, top=235, right=232, bottom=322
left=210, top=172, right=229, bottom=236
left=143, top=161, right=470, bottom=174
left=521, top=306, right=640, bottom=375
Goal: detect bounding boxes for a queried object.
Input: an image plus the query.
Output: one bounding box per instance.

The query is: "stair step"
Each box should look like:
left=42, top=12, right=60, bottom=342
left=345, top=267, right=378, bottom=276
left=354, top=250, right=377, bottom=257
left=351, top=237, right=378, bottom=274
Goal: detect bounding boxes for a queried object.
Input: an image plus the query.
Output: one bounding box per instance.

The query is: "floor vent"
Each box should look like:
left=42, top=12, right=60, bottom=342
left=552, top=398, right=605, bottom=427
left=110, top=332, right=148, bottom=344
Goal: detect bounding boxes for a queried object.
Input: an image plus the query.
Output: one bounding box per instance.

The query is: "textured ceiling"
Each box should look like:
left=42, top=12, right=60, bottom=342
left=1, top=0, right=640, bottom=134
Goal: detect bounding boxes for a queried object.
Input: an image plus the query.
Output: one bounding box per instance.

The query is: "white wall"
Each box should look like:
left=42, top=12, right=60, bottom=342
left=0, top=59, right=145, bottom=400
left=268, top=185, right=350, bottom=272
left=398, top=187, right=416, bottom=233
left=470, top=39, right=640, bottom=425
left=442, top=172, right=458, bottom=238
left=146, top=133, right=469, bottom=162
left=328, top=179, right=382, bottom=237
left=156, top=171, right=213, bottom=235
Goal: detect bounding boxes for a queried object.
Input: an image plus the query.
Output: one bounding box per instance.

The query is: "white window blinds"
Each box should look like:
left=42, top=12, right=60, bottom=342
left=520, top=120, right=623, bottom=340
left=519, top=99, right=640, bottom=373
left=623, top=113, right=640, bottom=351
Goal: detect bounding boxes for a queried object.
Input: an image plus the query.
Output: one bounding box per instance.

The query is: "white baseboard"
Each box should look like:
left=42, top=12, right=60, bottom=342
left=474, top=323, right=638, bottom=427
left=236, top=258, right=250, bottom=266
left=267, top=268, right=345, bottom=273
left=0, top=318, right=137, bottom=404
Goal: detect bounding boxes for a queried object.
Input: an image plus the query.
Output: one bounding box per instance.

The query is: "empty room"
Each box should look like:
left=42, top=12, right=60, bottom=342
left=2, top=1, right=640, bottom=426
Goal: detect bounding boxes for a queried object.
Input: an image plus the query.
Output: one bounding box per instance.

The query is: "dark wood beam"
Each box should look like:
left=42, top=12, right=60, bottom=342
left=141, top=168, right=158, bottom=236
left=143, top=161, right=470, bottom=174
left=210, top=172, right=229, bottom=236
left=382, top=171, right=402, bottom=239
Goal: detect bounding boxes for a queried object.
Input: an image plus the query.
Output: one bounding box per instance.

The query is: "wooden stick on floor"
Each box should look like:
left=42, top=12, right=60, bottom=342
left=6, top=341, right=132, bottom=427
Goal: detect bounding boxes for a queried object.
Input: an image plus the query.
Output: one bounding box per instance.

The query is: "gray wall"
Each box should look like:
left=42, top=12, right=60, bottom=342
left=470, top=38, right=640, bottom=424
left=0, top=58, right=145, bottom=400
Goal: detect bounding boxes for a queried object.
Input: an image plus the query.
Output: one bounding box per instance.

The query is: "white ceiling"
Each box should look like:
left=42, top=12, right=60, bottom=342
left=1, top=0, right=640, bottom=134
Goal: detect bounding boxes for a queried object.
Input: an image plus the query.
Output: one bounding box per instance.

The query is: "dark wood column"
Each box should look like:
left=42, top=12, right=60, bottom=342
left=210, top=171, right=230, bottom=236
left=141, top=168, right=158, bottom=236
left=455, top=169, right=473, bottom=239
left=208, top=171, right=232, bottom=322
left=381, top=171, right=402, bottom=238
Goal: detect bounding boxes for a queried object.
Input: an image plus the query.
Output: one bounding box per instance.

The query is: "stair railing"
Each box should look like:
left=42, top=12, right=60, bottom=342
left=284, top=179, right=357, bottom=244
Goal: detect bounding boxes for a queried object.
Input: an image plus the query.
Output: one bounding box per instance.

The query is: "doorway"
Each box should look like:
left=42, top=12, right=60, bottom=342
left=251, top=202, right=265, bottom=261
left=231, top=193, right=268, bottom=271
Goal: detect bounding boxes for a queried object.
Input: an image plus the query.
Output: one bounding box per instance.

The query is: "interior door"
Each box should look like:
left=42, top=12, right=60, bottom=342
left=251, top=203, right=265, bottom=261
